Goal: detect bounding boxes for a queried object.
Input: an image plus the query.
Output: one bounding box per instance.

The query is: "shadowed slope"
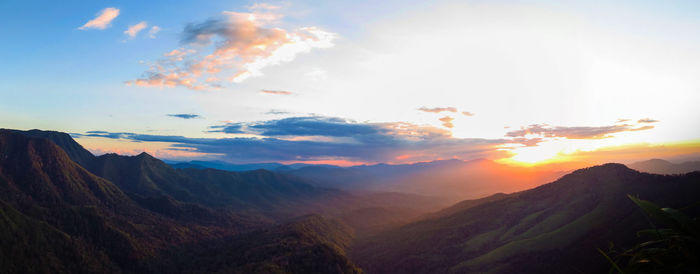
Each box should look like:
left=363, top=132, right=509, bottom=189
left=352, top=164, right=700, bottom=273
left=0, top=129, right=367, bottom=273
left=153, top=214, right=363, bottom=273
left=0, top=129, right=209, bottom=272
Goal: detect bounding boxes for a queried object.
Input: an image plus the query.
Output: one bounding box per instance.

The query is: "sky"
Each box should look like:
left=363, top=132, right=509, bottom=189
left=1, top=0, right=700, bottom=167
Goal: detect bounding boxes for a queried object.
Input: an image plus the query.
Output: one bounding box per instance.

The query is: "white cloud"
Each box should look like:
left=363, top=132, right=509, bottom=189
left=148, top=26, right=161, bottom=38
left=127, top=10, right=335, bottom=90
left=79, top=7, right=120, bottom=30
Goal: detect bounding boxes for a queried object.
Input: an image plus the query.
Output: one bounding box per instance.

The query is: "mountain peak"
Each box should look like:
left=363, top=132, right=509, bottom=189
left=136, top=151, right=154, bottom=159
left=4, top=128, right=95, bottom=168
left=570, top=163, right=633, bottom=176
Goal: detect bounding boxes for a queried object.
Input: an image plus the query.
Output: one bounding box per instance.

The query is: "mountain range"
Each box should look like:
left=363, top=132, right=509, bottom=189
left=629, top=158, right=700, bottom=175
left=351, top=164, right=700, bottom=273
left=283, top=159, right=566, bottom=202
left=1, top=128, right=698, bottom=273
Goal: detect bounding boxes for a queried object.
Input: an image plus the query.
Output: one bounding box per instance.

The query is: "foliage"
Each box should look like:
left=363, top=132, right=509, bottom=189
left=600, top=195, right=700, bottom=273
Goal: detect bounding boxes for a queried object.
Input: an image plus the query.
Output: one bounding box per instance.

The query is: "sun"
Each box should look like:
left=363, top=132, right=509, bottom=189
left=508, top=146, right=561, bottom=165
left=499, top=140, right=577, bottom=166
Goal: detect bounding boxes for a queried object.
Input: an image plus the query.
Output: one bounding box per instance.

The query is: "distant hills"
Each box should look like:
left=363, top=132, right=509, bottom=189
left=167, top=160, right=336, bottom=172
left=629, top=158, right=700, bottom=174
left=351, top=164, right=700, bottom=273
left=0, top=129, right=433, bottom=272
left=2, top=128, right=698, bottom=273
left=284, top=158, right=566, bottom=202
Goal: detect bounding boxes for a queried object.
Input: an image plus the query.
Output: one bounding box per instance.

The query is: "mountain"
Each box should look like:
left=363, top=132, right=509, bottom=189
left=168, top=160, right=338, bottom=172
left=152, top=214, right=362, bottom=273
left=1, top=128, right=449, bottom=273
left=169, top=160, right=286, bottom=172
left=5, top=129, right=96, bottom=167
left=0, top=129, right=215, bottom=272
left=630, top=158, right=700, bottom=174
left=351, top=164, right=700, bottom=273
left=0, top=129, right=372, bottom=273
left=285, top=159, right=565, bottom=202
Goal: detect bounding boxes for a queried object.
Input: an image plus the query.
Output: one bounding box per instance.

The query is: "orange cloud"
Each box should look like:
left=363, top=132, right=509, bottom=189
left=638, top=118, right=659, bottom=124
left=79, top=7, right=120, bottom=30
left=418, top=106, right=457, bottom=113
left=260, top=89, right=293, bottom=95
left=506, top=121, right=656, bottom=140
left=128, top=9, right=335, bottom=90
left=124, top=21, right=148, bottom=38
left=535, top=141, right=700, bottom=170
left=462, top=111, right=474, bottom=116
left=439, top=116, right=455, bottom=128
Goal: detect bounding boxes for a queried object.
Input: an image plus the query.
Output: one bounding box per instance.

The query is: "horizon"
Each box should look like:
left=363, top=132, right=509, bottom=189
left=2, top=0, right=700, bottom=168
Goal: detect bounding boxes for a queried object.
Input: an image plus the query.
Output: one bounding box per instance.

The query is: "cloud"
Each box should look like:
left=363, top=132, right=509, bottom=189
left=167, top=113, right=202, bottom=119
left=462, top=111, right=474, bottom=116
left=78, top=116, right=513, bottom=163
left=638, top=118, right=659, bottom=123
left=127, top=9, right=336, bottom=90
left=506, top=122, right=655, bottom=140
left=210, top=116, right=381, bottom=137
left=260, top=89, right=293, bottom=95
left=124, top=21, right=148, bottom=38
left=616, top=118, right=630, bottom=123
left=148, top=26, right=161, bottom=38
left=438, top=116, right=454, bottom=128
left=79, top=7, right=120, bottom=30
left=418, top=106, right=457, bottom=113
left=249, top=3, right=282, bottom=10
left=265, top=109, right=291, bottom=115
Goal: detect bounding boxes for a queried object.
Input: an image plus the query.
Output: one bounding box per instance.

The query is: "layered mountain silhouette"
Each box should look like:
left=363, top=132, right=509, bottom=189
left=629, top=158, right=700, bottom=174
left=0, top=129, right=370, bottom=272
left=168, top=160, right=336, bottom=172
left=351, top=164, right=700, bottom=273
left=2, top=128, right=698, bottom=273
left=285, top=159, right=565, bottom=202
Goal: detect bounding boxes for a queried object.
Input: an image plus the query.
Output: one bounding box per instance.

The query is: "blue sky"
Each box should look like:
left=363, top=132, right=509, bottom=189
left=2, top=0, right=700, bottom=165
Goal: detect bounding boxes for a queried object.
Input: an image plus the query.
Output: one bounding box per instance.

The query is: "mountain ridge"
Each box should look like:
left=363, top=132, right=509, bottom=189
left=352, top=163, right=700, bottom=273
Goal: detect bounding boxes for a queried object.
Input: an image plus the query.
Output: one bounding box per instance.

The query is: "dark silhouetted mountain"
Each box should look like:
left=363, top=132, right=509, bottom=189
left=285, top=159, right=565, bottom=202
left=153, top=214, right=362, bottom=273
left=352, top=164, right=700, bottom=273
left=0, top=129, right=220, bottom=273
left=89, top=152, right=357, bottom=221
left=0, top=129, right=368, bottom=273
left=4, top=128, right=96, bottom=167
left=630, top=158, right=700, bottom=174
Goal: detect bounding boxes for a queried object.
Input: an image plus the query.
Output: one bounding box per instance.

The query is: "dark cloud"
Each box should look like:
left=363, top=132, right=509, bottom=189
left=418, top=106, right=457, bottom=113
left=506, top=122, right=655, bottom=140
left=208, top=123, right=246, bottom=134
left=78, top=116, right=511, bottom=163
left=167, top=114, right=202, bottom=119
left=210, top=116, right=382, bottom=137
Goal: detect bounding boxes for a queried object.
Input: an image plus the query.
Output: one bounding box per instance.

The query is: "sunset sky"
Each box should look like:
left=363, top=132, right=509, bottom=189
left=2, top=0, right=700, bottom=166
